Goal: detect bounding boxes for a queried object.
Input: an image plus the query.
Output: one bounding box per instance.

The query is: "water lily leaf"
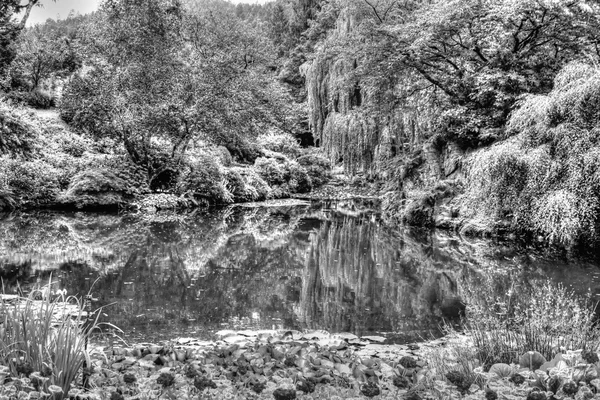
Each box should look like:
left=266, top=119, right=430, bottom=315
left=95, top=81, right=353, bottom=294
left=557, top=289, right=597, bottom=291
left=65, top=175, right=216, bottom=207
left=540, top=353, right=564, bottom=372
left=302, top=330, right=330, bottom=340
left=362, top=336, right=386, bottom=343
left=335, top=363, right=351, bottom=375
left=548, top=361, right=570, bottom=379
left=489, top=363, right=514, bottom=378
left=334, top=332, right=359, bottom=341
left=519, top=351, right=546, bottom=371
left=353, top=366, right=367, bottom=383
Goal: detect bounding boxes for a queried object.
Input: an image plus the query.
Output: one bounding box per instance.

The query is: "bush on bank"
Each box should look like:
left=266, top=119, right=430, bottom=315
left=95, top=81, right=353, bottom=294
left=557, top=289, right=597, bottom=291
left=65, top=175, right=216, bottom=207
left=462, top=62, right=600, bottom=247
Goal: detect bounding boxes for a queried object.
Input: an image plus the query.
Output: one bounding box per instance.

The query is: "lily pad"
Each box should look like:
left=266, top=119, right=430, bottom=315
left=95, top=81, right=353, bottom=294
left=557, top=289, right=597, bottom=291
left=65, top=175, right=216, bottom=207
left=489, top=363, right=514, bottom=379
left=519, top=351, right=547, bottom=371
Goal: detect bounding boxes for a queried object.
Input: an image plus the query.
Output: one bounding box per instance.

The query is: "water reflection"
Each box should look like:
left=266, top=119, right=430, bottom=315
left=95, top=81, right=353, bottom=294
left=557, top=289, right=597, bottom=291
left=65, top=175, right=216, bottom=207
left=0, top=203, right=599, bottom=344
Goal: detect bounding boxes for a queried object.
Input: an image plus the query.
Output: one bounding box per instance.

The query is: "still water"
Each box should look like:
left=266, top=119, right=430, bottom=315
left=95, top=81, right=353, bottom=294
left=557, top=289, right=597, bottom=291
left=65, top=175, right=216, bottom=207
left=1, top=200, right=599, bottom=345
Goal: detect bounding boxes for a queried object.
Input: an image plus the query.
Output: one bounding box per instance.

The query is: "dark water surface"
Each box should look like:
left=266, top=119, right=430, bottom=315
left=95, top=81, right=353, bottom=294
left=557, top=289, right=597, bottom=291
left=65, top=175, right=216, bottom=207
left=1, top=201, right=599, bottom=345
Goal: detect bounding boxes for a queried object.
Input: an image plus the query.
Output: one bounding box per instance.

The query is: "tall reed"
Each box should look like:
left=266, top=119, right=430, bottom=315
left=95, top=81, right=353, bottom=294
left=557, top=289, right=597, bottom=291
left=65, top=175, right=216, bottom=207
left=0, top=282, right=101, bottom=397
left=463, top=279, right=600, bottom=369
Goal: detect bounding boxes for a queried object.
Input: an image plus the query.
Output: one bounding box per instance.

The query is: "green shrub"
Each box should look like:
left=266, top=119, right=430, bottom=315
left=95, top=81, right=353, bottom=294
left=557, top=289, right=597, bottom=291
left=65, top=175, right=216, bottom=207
left=533, top=190, right=596, bottom=245
left=221, top=137, right=261, bottom=163
left=257, top=130, right=302, bottom=157
left=0, top=100, right=38, bottom=157
left=255, top=157, right=287, bottom=186
left=57, top=131, right=91, bottom=158
left=6, top=89, right=56, bottom=109
left=286, top=160, right=312, bottom=193
left=66, top=169, right=135, bottom=196
left=464, top=139, right=530, bottom=221
left=213, top=146, right=233, bottom=167
left=269, top=184, right=291, bottom=199
left=3, top=159, right=61, bottom=205
left=0, top=187, right=16, bottom=211
left=59, top=72, right=113, bottom=137
left=239, top=168, right=271, bottom=201
left=176, top=154, right=233, bottom=205
left=104, top=157, right=150, bottom=193
left=60, top=168, right=138, bottom=208
left=464, top=62, right=600, bottom=245
left=224, top=168, right=247, bottom=202
left=297, top=152, right=332, bottom=187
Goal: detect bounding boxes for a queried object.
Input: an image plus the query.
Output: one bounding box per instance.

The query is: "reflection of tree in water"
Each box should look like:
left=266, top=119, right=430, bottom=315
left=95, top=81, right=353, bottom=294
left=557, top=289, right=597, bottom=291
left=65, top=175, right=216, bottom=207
left=2, top=206, right=599, bottom=343
left=298, top=216, right=463, bottom=342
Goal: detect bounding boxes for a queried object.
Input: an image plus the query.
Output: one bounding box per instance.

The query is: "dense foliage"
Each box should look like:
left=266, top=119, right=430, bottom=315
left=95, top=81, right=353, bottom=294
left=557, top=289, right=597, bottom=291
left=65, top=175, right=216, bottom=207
left=0, top=0, right=332, bottom=210
left=302, top=0, right=600, bottom=174
left=463, top=63, right=600, bottom=245
left=4, top=0, right=600, bottom=246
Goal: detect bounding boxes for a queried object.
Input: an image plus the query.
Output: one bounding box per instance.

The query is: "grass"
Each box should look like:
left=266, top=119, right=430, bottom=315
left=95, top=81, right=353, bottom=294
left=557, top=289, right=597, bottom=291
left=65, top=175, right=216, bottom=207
left=0, top=280, right=105, bottom=398
left=462, top=279, right=600, bottom=369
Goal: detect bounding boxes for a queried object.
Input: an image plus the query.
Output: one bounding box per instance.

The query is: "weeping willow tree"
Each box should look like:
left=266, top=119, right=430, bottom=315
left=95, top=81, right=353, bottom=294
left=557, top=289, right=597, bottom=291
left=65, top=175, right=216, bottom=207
left=298, top=215, right=461, bottom=339
left=303, top=0, right=600, bottom=185
left=302, top=0, right=442, bottom=177
left=463, top=62, right=600, bottom=246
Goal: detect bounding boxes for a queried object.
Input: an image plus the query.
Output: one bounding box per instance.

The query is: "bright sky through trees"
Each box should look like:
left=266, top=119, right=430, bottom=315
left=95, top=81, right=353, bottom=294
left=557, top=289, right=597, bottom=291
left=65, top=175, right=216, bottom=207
left=27, top=0, right=273, bottom=25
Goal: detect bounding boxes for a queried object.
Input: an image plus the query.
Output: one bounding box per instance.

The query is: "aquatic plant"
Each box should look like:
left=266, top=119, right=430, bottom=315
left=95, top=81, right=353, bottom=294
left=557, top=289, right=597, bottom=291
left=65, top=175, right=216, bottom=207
left=463, top=279, right=600, bottom=368
left=0, top=282, right=104, bottom=398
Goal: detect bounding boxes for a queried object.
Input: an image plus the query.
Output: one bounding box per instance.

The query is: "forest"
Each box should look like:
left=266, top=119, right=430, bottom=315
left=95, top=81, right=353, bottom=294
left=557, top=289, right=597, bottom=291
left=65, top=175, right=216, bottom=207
left=2, top=0, right=600, bottom=248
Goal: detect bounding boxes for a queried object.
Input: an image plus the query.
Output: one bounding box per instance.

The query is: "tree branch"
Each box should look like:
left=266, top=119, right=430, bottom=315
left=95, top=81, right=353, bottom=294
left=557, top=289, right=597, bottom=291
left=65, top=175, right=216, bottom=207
left=17, top=0, right=41, bottom=30
left=362, top=0, right=383, bottom=24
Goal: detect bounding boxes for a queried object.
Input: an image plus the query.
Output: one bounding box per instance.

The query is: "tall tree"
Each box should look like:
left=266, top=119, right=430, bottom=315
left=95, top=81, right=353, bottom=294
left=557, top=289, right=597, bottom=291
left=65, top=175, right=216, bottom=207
left=0, top=0, right=55, bottom=78
left=61, top=0, right=295, bottom=186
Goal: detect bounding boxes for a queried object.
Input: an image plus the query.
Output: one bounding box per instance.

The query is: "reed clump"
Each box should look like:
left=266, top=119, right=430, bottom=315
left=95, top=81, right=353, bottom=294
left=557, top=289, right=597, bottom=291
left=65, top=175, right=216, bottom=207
left=463, top=279, right=600, bottom=370
left=0, top=283, right=102, bottom=398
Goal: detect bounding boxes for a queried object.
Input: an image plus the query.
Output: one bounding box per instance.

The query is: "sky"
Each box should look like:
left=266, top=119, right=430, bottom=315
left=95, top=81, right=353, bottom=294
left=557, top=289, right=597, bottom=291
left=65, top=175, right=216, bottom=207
left=27, top=0, right=273, bottom=25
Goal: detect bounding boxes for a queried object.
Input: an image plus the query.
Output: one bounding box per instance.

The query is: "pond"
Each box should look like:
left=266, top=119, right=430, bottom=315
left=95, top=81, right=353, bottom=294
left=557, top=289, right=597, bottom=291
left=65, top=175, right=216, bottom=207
left=1, top=200, right=599, bottom=346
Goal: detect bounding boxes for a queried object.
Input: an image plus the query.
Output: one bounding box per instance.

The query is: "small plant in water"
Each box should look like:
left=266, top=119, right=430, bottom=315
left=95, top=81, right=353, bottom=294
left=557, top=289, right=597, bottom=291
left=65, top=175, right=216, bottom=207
left=0, top=278, right=110, bottom=397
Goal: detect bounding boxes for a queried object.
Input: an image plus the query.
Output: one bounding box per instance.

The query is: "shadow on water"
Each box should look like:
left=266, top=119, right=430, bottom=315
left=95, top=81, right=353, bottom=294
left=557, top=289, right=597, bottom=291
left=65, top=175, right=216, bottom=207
left=1, top=202, right=600, bottom=344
